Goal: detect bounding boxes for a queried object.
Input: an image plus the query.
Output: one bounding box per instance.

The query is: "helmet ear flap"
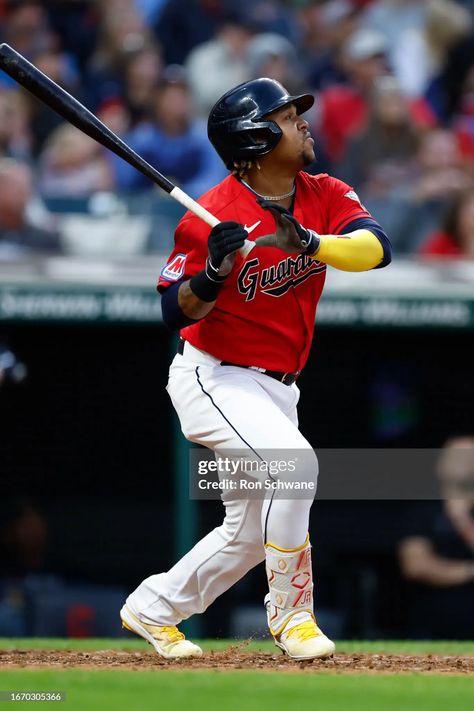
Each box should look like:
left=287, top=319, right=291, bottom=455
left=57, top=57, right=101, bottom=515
left=241, top=118, right=282, bottom=151
left=218, top=118, right=283, bottom=169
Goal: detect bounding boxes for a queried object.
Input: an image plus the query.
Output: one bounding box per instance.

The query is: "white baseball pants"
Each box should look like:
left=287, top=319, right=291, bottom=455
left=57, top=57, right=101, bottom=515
left=126, top=341, right=318, bottom=626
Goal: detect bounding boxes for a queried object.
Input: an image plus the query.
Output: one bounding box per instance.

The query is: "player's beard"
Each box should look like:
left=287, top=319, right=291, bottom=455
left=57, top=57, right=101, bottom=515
left=302, top=142, right=316, bottom=166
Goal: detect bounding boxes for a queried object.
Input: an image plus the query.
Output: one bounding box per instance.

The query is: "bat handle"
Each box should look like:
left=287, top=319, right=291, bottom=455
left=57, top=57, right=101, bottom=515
left=170, top=187, right=255, bottom=258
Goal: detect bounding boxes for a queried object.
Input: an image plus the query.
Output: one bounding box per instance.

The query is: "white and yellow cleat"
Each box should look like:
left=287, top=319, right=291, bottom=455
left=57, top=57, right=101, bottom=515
left=273, top=614, right=335, bottom=661
left=120, top=605, right=203, bottom=659
left=264, top=536, right=335, bottom=661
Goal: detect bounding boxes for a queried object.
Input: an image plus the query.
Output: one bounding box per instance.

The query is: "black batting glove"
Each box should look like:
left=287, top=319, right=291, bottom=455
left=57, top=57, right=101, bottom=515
left=207, top=221, right=247, bottom=279
left=255, top=199, right=320, bottom=256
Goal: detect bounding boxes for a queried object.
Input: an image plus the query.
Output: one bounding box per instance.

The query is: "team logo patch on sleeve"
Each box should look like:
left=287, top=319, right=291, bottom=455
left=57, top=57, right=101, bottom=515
left=344, top=190, right=361, bottom=202
left=161, top=253, right=187, bottom=281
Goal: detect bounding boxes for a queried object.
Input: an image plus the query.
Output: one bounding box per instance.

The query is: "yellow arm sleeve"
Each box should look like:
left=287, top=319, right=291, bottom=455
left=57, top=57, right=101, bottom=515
left=310, top=229, right=384, bottom=272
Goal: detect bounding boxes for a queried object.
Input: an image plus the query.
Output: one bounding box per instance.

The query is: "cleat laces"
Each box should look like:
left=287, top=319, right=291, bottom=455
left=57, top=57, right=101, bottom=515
left=285, top=620, right=321, bottom=643
left=159, top=626, right=185, bottom=643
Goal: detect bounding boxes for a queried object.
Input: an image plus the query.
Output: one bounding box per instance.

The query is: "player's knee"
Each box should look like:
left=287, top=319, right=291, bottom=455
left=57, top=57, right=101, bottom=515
left=265, top=444, right=318, bottom=492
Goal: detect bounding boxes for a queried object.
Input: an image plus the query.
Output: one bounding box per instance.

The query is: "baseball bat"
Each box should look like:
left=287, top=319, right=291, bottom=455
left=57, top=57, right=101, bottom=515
left=0, top=43, right=254, bottom=257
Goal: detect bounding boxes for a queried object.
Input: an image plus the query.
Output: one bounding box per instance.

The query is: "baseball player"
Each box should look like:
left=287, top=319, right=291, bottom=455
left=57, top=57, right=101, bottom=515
left=120, top=78, right=391, bottom=661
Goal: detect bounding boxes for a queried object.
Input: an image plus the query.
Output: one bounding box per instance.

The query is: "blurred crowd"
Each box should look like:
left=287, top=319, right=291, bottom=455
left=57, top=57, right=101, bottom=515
left=0, top=0, right=474, bottom=258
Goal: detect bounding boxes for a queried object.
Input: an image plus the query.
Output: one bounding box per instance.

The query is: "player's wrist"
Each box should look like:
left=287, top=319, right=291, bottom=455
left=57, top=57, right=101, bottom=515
left=189, top=260, right=226, bottom=302
left=302, top=229, right=320, bottom=257
left=205, top=257, right=229, bottom=281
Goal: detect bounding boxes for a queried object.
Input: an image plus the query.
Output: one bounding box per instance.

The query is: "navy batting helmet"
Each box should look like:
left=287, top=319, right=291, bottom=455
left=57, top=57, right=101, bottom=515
left=207, top=78, right=314, bottom=169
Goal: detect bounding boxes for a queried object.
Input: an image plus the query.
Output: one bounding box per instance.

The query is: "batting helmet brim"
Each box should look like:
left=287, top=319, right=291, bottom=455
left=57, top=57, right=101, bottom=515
left=261, top=92, right=314, bottom=118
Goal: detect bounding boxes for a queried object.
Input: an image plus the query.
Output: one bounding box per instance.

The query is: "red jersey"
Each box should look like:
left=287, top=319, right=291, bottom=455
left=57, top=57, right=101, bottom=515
left=158, top=172, right=372, bottom=372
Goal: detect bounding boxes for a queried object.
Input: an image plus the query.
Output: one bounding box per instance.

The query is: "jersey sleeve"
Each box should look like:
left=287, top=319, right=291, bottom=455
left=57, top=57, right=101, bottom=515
left=157, top=215, right=209, bottom=293
left=324, top=176, right=372, bottom=235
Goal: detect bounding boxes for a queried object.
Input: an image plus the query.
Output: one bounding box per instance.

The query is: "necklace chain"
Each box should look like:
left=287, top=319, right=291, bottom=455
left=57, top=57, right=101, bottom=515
left=241, top=179, right=296, bottom=201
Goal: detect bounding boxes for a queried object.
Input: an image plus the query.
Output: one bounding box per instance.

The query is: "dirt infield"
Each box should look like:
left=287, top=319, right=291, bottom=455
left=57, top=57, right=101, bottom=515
left=1, top=648, right=473, bottom=674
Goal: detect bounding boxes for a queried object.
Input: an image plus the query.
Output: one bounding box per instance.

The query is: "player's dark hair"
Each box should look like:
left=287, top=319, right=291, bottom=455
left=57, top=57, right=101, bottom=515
left=231, top=159, right=259, bottom=178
